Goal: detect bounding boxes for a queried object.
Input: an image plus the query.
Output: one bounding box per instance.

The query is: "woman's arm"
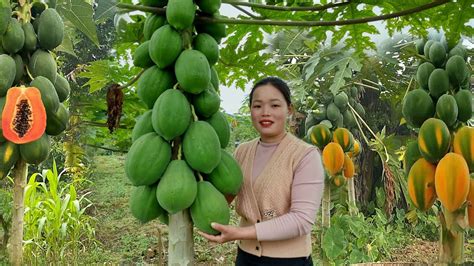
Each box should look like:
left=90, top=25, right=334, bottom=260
left=198, top=223, right=257, bottom=243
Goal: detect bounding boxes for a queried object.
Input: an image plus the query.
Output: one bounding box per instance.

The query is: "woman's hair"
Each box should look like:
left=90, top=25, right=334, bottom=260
left=249, top=77, right=292, bottom=106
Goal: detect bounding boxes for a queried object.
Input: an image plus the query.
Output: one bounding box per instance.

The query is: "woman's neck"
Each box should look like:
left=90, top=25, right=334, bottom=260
left=259, top=131, right=287, bottom=144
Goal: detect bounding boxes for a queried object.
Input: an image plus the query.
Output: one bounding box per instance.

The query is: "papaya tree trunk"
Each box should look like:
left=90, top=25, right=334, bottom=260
left=321, top=179, right=331, bottom=265
left=438, top=209, right=465, bottom=264
left=347, top=177, right=357, bottom=216
left=168, top=210, right=194, bottom=265
left=9, top=159, right=28, bottom=266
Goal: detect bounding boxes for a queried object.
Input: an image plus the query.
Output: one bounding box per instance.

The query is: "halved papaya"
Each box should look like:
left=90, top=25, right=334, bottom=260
left=1, top=86, right=46, bottom=144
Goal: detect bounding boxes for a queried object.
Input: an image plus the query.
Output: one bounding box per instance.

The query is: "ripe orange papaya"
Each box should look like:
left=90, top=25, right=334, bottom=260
left=1, top=87, right=46, bottom=144
left=467, top=178, right=474, bottom=228
left=322, top=142, right=345, bottom=176
left=435, top=153, right=470, bottom=212
left=343, top=154, right=355, bottom=178
left=407, top=158, right=437, bottom=211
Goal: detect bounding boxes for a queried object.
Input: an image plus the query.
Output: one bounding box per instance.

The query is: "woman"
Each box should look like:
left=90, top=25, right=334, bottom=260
left=200, top=77, right=325, bottom=266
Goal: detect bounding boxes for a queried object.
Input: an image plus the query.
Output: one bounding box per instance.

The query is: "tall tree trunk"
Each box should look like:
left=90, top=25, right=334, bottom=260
left=347, top=178, right=357, bottom=216
left=9, top=159, right=27, bottom=266
left=168, top=210, right=194, bottom=265
left=321, top=179, right=331, bottom=265
left=438, top=209, right=465, bottom=264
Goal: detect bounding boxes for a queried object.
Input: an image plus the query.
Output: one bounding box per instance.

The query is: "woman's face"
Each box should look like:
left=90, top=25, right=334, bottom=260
left=250, top=84, right=291, bottom=143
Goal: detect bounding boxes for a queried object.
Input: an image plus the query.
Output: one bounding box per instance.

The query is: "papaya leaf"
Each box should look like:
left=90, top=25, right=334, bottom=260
left=441, top=0, right=474, bottom=48
left=56, top=34, right=76, bottom=57
left=95, top=0, right=118, bottom=23
left=57, top=0, right=99, bottom=46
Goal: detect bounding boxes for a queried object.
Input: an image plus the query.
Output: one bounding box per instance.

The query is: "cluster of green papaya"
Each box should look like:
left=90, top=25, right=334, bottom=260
left=126, top=0, right=243, bottom=234
left=304, top=86, right=365, bottom=133
left=403, top=39, right=471, bottom=130
left=0, top=1, right=70, bottom=177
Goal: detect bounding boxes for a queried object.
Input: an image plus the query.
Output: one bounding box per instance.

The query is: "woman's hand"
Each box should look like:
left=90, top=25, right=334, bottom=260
left=198, top=223, right=257, bottom=244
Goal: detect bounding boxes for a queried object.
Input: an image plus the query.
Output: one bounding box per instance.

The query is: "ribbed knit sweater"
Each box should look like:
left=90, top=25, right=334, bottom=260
left=234, top=133, right=324, bottom=258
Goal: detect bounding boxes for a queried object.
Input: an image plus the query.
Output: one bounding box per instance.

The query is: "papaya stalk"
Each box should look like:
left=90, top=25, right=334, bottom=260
left=9, top=159, right=28, bottom=266
left=438, top=208, right=466, bottom=264
left=321, top=178, right=331, bottom=265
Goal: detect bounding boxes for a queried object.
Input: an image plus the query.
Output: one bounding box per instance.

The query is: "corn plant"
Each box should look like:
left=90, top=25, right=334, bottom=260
left=23, top=160, right=97, bottom=264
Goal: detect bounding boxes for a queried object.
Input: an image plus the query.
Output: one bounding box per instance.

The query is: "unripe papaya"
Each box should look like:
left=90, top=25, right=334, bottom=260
left=152, top=89, right=191, bottom=141
left=125, top=133, right=171, bottom=186
left=428, top=69, right=449, bottom=98
left=19, top=134, right=50, bottom=164
left=30, top=76, right=60, bottom=114
left=166, top=0, right=195, bottom=30
left=183, top=121, right=221, bottom=174
left=454, top=90, right=472, bottom=122
left=22, top=22, right=37, bottom=51
left=133, top=41, right=154, bottom=68
left=143, top=14, right=166, bottom=40
left=206, top=149, right=243, bottom=195
left=205, top=111, right=230, bottom=148
left=137, top=66, right=175, bottom=109
left=192, top=87, right=220, bottom=118
left=149, top=25, right=183, bottom=69
left=29, top=49, right=57, bottom=83
left=428, top=42, right=446, bottom=68
left=37, top=8, right=64, bottom=50
left=130, top=185, right=165, bottom=223
left=53, top=74, right=70, bottom=102
left=45, top=103, right=69, bottom=136
left=0, top=54, right=15, bottom=96
left=190, top=181, right=230, bottom=235
left=435, top=94, right=458, bottom=127
left=2, top=18, right=24, bottom=54
left=156, top=160, right=197, bottom=214
left=132, top=110, right=154, bottom=142
left=175, top=49, right=211, bottom=94
left=193, top=33, right=219, bottom=65
left=0, top=141, right=19, bottom=179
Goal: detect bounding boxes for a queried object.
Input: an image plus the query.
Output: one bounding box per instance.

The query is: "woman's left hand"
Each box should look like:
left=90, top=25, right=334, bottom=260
left=198, top=223, right=256, bottom=244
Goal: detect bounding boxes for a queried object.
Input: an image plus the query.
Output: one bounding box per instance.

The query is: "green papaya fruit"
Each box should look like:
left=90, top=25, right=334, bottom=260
left=454, top=90, right=472, bottom=122
left=125, top=132, right=171, bottom=186
left=130, top=185, right=165, bottom=223
left=183, top=121, right=221, bottom=174
left=435, top=94, right=458, bottom=127
left=197, top=0, right=221, bottom=14
left=133, top=41, right=154, bottom=68
left=193, top=33, right=219, bottom=65
left=152, top=89, right=191, bottom=141
left=416, top=62, right=435, bottom=90
left=156, top=160, right=197, bottom=214
left=0, top=4, right=11, bottom=36
left=2, top=18, right=24, bottom=54
left=205, top=111, right=230, bottom=148
left=190, top=181, right=230, bottom=235
left=30, top=76, right=60, bottom=114
left=53, top=74, right=70, bottom=102
left=192, top=87, right=220, bottom=118
left=132, top=110, right=154, bottom=142
left=326, top=103, right=340, bottom=122
left=13, top=54, right=24, bottom=84
left=166, top=0, right=195, bottom=30
left=175, top=49, right=210, bottom=94
left=195, top=14, right=226, bottom=43
left=210, top=66, right=219, bottom=91
left=206, top=149, right=243, bottom=195
left=19, top=134, right=50, bottom=164
left=428, top=42, right=446, bottom=68
left=149, top=25, right=182, bottom=69
left=428, top=69, right=449, bottom=98
left=37, top=8, right=64, bottom=50
left=446, top=55, right=468, bottom=86
left=29, top=49, right=57, bottom=83
left=137, top=66, right=175, bottom=109
left=22, top=22, right=37, bottom=51
left=46, top=103, right=69, bottom=136
left=143, top=14, right=166, bottom=40
left=0, top=141, right=19, bottom=179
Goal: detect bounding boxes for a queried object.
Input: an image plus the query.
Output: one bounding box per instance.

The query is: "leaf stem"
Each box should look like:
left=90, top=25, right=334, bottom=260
left=117, top=0, right=448, bottom=27
left=118, top=69, right=145, bottom=90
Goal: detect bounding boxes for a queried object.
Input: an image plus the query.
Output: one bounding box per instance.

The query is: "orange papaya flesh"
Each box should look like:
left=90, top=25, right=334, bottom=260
left=1, top=86, right=46, bottom=144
